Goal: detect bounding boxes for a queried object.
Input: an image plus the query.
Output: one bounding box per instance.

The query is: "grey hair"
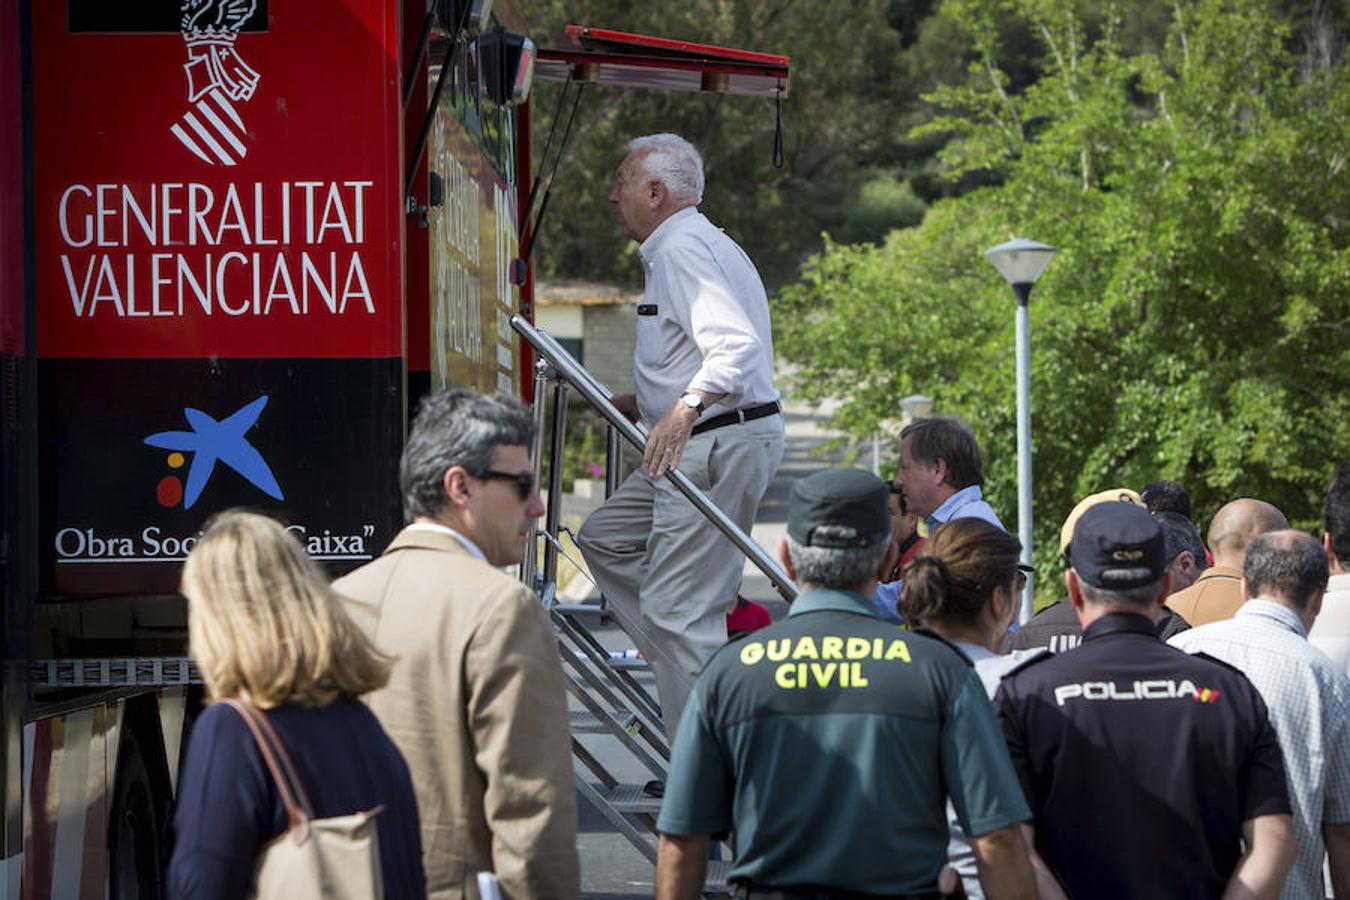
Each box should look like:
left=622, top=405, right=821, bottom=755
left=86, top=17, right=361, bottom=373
left=400, top=389, right=535, bottom=522
left=787, top=531, right=890, bottom=592
left=1077, top=579, right=1161, bottom=610
left=1244, top=530, right=1329, bottom=611
left=1155, top=512, right=1208, bottom=572
left=628, top=133, right=704, bottom=204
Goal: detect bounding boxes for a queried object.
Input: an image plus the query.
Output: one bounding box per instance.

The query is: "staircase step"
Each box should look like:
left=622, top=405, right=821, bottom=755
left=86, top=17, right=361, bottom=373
left=569, top=708, right=641, bottom=735
left=553, top=603, right=607, bottom=617
left=705, top=859, right=732, bottom=892
left=601, top=781, right=664, bottom=814
left=570, top=709, right=606, bottom=734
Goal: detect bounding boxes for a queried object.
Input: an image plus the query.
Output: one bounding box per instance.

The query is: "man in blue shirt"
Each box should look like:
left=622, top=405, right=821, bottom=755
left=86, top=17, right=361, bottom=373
left=894, top=415, right=1003, bottom=531
left=655, top=468, right=1035, bottom=899
left=874, top=416, right=1004, bottom=621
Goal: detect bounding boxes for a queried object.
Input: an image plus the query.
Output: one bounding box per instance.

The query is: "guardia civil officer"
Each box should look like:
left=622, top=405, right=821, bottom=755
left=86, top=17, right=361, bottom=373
left=994, top=501, right=1296, bottom=900
left=654, top=468, right=1036, bottom=899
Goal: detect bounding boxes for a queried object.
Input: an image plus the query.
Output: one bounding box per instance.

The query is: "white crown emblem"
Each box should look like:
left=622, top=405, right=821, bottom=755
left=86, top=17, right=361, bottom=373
left=171, top=1, right=261, bottom=166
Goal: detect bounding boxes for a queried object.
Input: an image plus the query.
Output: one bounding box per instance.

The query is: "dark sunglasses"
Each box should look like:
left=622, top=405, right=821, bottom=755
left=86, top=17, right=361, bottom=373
left=478, top=469, right=536, bottom=500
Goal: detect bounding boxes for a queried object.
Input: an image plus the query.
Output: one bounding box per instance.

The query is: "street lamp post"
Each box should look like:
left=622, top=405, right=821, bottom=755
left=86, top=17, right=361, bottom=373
left=899, top=394, right=933, bottom=423
left=984, top=238, right=1057, bottom=624
left=876, top=396, right=933, bottom=478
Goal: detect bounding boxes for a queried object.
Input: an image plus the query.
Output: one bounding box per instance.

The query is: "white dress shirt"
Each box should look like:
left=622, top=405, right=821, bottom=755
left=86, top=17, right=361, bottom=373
left=1310, top=572, right=1350, bottom=677
left=405, top=521, right=487, bottom=564
left=1171, top=599, right=1350, bottom=900
left=633, top=207, right=778, bottom=424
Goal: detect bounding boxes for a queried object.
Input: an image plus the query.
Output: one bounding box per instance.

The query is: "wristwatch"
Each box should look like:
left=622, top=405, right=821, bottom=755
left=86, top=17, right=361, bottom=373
left=680, top=392, right=705, bottom=415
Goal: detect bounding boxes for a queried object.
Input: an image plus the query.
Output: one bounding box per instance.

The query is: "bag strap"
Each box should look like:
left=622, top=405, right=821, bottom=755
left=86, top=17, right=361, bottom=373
left=247, top=701, right=317, bottom=817
left=219, top=698, right=314, bottom=840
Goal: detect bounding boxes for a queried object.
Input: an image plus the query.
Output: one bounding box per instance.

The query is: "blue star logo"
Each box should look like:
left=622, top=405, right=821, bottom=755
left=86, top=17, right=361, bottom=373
left=144, top=395, right=284, bottom=509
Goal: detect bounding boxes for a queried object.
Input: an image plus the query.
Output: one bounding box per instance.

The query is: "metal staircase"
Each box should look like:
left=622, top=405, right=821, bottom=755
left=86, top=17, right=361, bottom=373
left=513, top=316, right=795, bottom=895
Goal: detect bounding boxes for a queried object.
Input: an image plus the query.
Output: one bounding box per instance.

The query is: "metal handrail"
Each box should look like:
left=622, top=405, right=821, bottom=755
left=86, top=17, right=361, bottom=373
left=512, top=315, right=796, bottom=600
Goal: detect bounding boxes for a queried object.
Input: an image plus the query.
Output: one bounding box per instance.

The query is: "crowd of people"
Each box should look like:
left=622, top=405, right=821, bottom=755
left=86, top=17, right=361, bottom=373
left=655, top=451, right=1350, bottom=900
left=159, top=128, right=1350, bottom=900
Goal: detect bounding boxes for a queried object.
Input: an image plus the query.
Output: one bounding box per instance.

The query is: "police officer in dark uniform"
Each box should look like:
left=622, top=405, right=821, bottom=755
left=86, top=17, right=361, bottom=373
left=654, top=469, right=1036, bottom=899
left=994, top=501, right=1296, bottom=900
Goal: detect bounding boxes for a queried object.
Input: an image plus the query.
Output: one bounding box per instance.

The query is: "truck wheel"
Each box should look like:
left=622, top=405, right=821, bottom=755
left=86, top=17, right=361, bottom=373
left=108, top=740, right=165, bottom=900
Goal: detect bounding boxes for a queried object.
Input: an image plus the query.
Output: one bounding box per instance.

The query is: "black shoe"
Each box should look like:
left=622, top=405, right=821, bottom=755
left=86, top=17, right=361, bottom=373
left=642, top=778, right=665, bottom=798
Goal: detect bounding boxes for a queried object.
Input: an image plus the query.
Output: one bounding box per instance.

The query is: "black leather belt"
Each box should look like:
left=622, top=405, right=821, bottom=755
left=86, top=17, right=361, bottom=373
left=691, top=401, right=781, bottom=436
left=736, top=886, right=940, bottom=900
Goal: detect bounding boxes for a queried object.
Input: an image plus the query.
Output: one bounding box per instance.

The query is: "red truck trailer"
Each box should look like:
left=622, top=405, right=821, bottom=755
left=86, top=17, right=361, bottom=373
left=4, top=2, right=532, bottom=893
left=0, top=1, right=787, bottom=893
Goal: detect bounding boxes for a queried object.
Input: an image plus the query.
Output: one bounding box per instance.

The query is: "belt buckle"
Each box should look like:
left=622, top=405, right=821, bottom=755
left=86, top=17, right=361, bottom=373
left=737, top=407, right=748, bottom=424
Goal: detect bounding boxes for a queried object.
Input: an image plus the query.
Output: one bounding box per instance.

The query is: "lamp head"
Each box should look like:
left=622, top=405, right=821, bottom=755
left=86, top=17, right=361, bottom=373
left=984, top=237, right=1057, bottom=288
left=899, top=394, right=933, bottom=420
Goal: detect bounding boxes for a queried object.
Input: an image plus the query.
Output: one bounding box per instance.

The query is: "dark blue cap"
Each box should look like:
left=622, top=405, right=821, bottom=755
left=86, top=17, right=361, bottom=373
left=788, top=468, right=890, bottom=549
left=1069, top=501, right=1166, bottom=590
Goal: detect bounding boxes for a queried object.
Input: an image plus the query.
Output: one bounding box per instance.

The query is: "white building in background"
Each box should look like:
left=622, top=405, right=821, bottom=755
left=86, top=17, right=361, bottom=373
left=534, top=281, right=641, bottom=394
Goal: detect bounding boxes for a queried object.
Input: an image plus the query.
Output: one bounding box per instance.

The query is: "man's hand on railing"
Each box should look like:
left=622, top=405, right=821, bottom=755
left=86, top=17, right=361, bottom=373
left=643, top=401, right=700, bottom=477
left=609, top=393, right=641, bottom=423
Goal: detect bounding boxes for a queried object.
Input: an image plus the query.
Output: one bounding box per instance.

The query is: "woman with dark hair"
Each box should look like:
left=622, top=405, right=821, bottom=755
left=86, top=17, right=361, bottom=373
left=899, top=518, right=1064, bottom=900
left=899, top=518, right=1026, bottom=692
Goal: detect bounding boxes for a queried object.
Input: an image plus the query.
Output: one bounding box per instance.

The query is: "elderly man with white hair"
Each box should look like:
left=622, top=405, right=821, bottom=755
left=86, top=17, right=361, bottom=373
left=577, top=133, right=784, bottom=749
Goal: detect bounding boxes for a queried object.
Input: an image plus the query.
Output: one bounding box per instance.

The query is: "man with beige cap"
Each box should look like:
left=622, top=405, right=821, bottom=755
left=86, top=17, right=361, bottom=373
left=1003, top=489, right=1191, bottom=653
left=1167, top=498, right=1289, bottom=626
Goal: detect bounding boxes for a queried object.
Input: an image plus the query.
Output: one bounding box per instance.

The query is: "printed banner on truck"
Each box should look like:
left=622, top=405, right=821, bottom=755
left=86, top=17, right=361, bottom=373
left=40, top=358, right=403, bottom=595
left=33, top=0, right=402, bottom=360
left=425, top=96, right=521, bottom=396
left=32, top=0, right=406, bottom=595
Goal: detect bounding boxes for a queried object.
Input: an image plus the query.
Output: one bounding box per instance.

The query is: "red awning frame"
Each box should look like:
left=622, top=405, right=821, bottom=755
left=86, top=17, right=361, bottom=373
left=535, top=25, right=789, bottom=98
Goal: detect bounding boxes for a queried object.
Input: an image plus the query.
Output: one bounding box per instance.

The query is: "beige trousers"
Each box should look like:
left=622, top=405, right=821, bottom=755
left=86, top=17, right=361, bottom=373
left=576, top=414, right=785, bottom=738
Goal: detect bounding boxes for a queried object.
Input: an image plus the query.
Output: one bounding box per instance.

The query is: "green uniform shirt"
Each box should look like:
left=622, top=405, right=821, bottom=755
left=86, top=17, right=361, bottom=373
left=656, top=589, right=1029, bottom=893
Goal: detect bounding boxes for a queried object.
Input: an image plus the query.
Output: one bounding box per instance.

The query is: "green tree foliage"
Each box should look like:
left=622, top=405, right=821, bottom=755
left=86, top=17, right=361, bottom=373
left=776, top=0, right=1350, bottom=597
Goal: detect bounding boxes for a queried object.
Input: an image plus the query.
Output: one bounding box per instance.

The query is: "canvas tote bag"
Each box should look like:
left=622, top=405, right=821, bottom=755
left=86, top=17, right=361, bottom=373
left=220, top=698, right=385, bottom=900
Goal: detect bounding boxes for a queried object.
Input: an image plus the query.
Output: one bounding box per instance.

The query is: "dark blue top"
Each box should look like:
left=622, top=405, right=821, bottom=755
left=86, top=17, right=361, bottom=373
left=168, top=698, right=426, bottom=899
left=994, top=613, right=1289, bottom=900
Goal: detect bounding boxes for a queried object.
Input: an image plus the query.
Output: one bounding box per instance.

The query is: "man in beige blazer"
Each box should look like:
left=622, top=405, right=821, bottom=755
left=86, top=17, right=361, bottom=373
left=335, top=389, right=579, bottom=900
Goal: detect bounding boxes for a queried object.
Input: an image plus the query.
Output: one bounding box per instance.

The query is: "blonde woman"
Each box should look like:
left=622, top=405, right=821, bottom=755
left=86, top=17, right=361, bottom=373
left=168, top=511, right=425, bottom=899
